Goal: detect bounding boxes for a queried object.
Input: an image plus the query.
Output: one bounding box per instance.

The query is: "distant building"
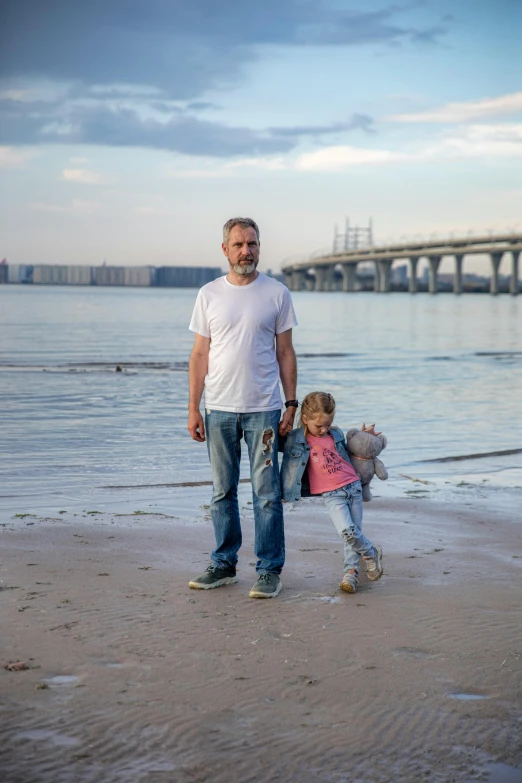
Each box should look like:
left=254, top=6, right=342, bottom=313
left=7, top=264, right=19, bottom=284
left=92, top=266, right=125, bottom=286
left=391, top=264, right=408, bottom=284
left=67, top=265, right=92, bottom=285
left=7, top=264, right=33, bottom=284
left=123, top=266, right=155, bottom=287
left=32, top=265, right=69, bottom=285
left=155, top=266, right=222, bottom=287
left=3, top=263, right=223, bottom=288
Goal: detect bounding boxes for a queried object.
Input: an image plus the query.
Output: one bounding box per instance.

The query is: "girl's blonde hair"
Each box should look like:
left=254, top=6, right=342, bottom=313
left=299, top=391, right=336, bottom=434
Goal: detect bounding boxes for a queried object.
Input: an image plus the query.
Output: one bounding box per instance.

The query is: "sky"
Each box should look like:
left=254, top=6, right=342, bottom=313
left=1, top=0, right=521, bottom=274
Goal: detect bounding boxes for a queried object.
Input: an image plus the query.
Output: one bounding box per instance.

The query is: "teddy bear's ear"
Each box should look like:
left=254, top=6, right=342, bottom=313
left=346, top=428, right=358, bottom=441
left=378, top=434, right=387, bottom=449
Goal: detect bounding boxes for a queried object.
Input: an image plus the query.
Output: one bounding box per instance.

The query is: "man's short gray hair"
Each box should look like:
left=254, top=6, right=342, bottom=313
left=223, top=217, right=260, bottom=245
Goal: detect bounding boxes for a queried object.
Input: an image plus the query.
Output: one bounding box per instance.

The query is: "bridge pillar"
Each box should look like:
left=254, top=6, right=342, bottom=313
left=510, top=250, right=520, bottom=296
left=290, top=270, right=305, bottom=291
left=454, top=253, right=464, bottom=295
left=283, top=272, right=293, bottom=289
left=324, top=266, right=335, bottom=291
left=376, top=259, right=392, bottom=292
left=408, top=257, right=419, bottom=293
left=314, top=265, right=334, bottom=291
left=373, top=261, right=381, bottom=292
left=490, top=251, right=503, bottom=295
left=428, top=256, right=441, bottom=294
left=340, top=263, right=357, bottom=292
left=314, top=267, right=326, bottom=291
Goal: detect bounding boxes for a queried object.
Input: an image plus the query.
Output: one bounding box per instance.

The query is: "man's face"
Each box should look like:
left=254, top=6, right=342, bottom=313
left=222, top=225, right=260, bottom=276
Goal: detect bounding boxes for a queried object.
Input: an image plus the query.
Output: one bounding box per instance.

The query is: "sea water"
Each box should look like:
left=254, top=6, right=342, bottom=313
left=1, top=284, right=521, bottom=521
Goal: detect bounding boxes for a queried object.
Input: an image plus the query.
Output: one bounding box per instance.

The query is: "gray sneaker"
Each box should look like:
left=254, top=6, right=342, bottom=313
left=340, top=568, right=358, bottom=594
left=249, top=572, right=282, bottom=599
left=189, top=564, right=238, bottom=590
left=364, top=544, right=383, bottom=582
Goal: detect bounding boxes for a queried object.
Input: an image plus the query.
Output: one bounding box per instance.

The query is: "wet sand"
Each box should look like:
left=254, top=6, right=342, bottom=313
left=1, top=493, right=521, bottom=783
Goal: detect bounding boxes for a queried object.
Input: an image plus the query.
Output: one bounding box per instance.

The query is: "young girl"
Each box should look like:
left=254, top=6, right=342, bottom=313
left=280, top=391, right=383, bottom=593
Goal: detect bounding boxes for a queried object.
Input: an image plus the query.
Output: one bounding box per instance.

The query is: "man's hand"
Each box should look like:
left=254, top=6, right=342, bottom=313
left=188, top=409, right=206, bottom=442
left=276, top=329, right=297, bottom=437
left=188, top=334, right=209, bottom=442
left=278, top=407, right=296, bottom=436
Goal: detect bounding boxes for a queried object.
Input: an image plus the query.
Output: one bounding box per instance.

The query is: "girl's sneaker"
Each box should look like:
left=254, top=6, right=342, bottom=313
left=364, top=544, right=383, bottom=581
left=340, top=568, right=358, bottom=593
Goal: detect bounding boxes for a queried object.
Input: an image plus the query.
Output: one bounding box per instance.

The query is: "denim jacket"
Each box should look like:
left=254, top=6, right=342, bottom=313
left=279, top=425, right=355, bottom=502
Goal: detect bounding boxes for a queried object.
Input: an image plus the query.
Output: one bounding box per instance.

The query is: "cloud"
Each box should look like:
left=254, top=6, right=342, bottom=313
left=390, top=92, right=522, bottom=123
left=409, top=25, right=448, bottom=45
left=269, top=114, right=375, bottom=138
left=442, top=124, right=522, bottom=158
left=0, top=2, right=448, bottom=158
left=0, top=99, right=296, bottom=157
left=186, top=101, right=221, bottom=112
left=293, top=124, right=522, bottom=171
left=160, top=146, right=410, bottom=177
left=1, top=2, right=448, bottom=98
left=293, top=6, right=447, bottom=46
left=89, top=84, right=163, bottom=98
left=0, top=90, right=373, bottom=157
left=62, top=168, right=102, bottom=184
left=161, top=156, right=288, bottom=179
left=0, top=145, right=35, bottom=168
left=0, top=81, right=71, bottom=104
left=296, top=145, right=411, bottom=171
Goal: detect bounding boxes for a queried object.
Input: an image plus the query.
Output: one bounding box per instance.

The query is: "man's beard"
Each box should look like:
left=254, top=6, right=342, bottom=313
left=231, top=259, right=256, bottom=275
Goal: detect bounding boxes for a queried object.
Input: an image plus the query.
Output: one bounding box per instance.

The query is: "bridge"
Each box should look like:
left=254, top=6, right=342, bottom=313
left=281, top=232, right=522, bottom=295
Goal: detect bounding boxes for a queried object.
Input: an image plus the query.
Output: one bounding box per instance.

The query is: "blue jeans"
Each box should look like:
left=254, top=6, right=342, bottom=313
left=322, top=481, right=375, bottom=574
left=205, top=409, right=284, bottom=575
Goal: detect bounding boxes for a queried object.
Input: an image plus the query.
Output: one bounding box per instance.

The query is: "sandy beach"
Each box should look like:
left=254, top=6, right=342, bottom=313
left=1, top=488, right=521, bottom=783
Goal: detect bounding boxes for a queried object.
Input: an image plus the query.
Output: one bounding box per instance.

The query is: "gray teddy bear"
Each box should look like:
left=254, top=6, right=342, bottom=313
left=346, top=424, right=388, bottom=502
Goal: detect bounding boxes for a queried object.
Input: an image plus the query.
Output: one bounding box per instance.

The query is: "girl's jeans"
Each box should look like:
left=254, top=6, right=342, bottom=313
left=205, top=409, right=284, bottom=575
left=322, top=480, right=375, bottom=574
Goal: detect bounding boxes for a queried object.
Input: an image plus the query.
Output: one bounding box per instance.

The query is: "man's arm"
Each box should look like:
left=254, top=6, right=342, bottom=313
left=188, top=333, right=210, bottom=442
left=276, top=328, right=298, bottom=436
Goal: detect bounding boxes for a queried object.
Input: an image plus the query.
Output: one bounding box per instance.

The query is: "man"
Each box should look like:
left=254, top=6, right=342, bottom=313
left=187, top=217, right=298, bottom=598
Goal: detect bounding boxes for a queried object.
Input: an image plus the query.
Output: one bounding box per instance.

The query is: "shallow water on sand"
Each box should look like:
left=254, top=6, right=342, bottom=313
left=1, top=284, right=521, bottom=517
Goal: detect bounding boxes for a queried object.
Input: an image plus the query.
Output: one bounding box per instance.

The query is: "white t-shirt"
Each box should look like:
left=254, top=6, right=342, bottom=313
left=189, top=272, right=298, bottom=413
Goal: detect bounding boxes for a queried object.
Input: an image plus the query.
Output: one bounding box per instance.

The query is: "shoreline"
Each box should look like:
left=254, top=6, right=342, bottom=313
left=1, top=491, right=521, bottom=782
left=2, top=457, right=521, bottom=531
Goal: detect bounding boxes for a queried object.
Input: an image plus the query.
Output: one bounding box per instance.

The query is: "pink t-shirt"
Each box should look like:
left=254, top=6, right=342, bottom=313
left=306, top=434, right=359, bottom=495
